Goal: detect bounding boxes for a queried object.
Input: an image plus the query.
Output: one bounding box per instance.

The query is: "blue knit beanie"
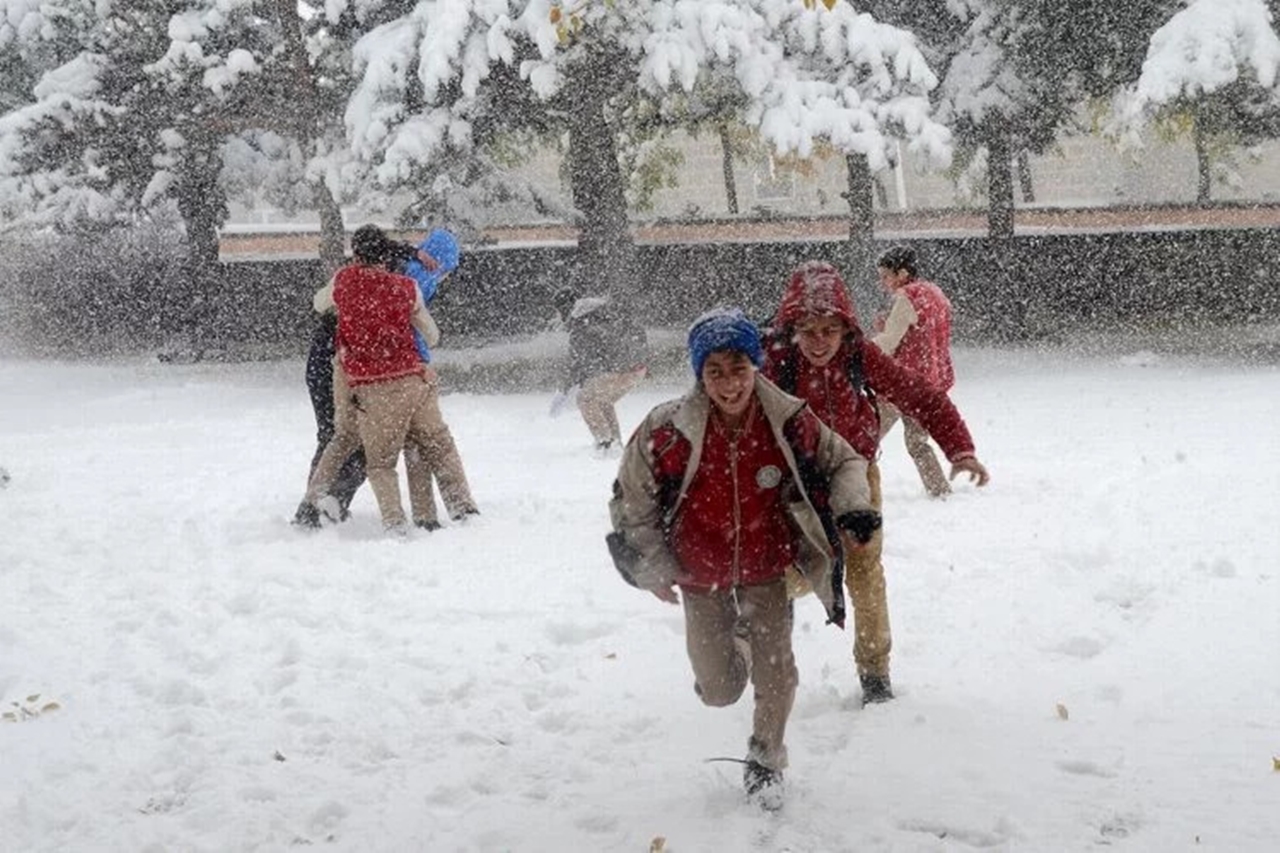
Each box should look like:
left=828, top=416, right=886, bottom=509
left=687, top=308, right=764, bottom=376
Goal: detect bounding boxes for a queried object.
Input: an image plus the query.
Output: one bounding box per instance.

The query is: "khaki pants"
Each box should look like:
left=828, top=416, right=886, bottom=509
left=878, top=401, right=950, bottom=497
left=305, top=364, right=474, bottom=524
left=345, top=373, right=436, bottom=528
left=407, top=370, right=477, bottom=521
left=683, top=579, right=796, bottom=772
left=844, top=462, right=892, bottom=678
left=578, top=367, right=646, bottom=445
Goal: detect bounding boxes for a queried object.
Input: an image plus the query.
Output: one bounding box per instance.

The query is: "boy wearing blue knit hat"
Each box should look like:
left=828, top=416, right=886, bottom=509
left=608, top=308, right=880, bottom=809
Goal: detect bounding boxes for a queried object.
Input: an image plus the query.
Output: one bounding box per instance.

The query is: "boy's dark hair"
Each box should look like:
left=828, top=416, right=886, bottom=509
left=351, top=224, right=388, bottom=264
left=877, top=244, right=917, bottom=277
left=381, top=239, right=417, bottom=270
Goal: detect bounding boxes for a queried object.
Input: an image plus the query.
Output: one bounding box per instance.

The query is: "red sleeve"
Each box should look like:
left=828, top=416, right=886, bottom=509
left=861, top=340, right=975, bottom=460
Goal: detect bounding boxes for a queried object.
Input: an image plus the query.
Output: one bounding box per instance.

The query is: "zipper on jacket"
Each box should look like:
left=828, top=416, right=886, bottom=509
left=729, top=435, right=741, bottom=588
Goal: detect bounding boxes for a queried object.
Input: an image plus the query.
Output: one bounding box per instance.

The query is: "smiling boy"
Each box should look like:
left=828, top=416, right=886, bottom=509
left=608, top=308, right=880, bottom=807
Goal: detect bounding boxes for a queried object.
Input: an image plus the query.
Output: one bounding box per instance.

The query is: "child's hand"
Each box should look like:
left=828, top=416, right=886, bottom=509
left=836, top=510, right=882, bottom=545
left=549, top=385, right=580, bottom=417
left=648, top=571, right=693, bottom=604
left=949, top=456, right=990, bottom=487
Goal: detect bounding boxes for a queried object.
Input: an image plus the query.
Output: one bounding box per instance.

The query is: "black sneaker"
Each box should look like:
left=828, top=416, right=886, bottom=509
left=742, top=760, right=783, bottom=810
left=415, top=519, right=442, bottom=531
left=292, top=502, right=321, bottom=529
left=860, top=674, right=894, bottom=706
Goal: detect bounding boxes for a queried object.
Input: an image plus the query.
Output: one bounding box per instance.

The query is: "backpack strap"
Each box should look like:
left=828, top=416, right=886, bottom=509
left=843, top=334, right=875, bottom=406
left=649, top=424, right=691, bottom=523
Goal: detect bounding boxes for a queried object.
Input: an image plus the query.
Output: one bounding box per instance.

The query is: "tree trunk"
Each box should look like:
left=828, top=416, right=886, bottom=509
left=983, top=116, right=1025, bottom=339
left=564, top=52, right=637, bottom=301
left=843, top=152, right=877, bottom=318
left=274, top=0, right=347, bottom=264
left=1017, top=149, right=1035, bottom=203
left=314, top=180, right=346, bottom=274
left=718, top=122, right=739, bottom=215
left=986, top=117, right=1015, bottom=240
left=173, top=133, right=228, bottom=347
left=1193, top=108, right=1211, bottom=205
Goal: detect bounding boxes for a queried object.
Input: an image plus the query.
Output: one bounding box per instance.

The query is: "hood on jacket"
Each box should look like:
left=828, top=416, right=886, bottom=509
left=772, top=261, right=862, bottom=334
left=421, top=228, right=461, bottom=275
left=403, top=228, right=461, bottom=304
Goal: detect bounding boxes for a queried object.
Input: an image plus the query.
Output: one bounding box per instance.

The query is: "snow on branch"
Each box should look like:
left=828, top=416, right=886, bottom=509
left=1135, top=0, right=1280, bottom=107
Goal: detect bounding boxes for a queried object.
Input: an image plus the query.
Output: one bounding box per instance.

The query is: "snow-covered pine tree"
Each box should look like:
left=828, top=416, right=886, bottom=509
left=343, top=0, right=950, bottom=308
left=922, top=0, right=1170, bottom=237
left=1121, top=0, right=1280, bottom=204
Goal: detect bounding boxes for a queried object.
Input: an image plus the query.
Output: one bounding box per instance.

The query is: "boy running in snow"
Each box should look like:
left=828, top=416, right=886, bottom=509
left=764, top=261, right=989, bottom=704
left=871, top=245, right=961, bottom=498
left=608, top=308, right=880, bottom=807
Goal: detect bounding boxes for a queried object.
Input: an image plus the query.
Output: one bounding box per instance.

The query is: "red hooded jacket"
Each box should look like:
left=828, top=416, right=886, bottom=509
left=764, top=262, right=975, bottom=462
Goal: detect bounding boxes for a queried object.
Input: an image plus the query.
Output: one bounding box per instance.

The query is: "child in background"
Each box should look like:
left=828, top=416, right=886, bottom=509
left=551, top=289, right=647, bottom=453
left=301, top=225, right=444, bottom=534
left=871, top=244, right=959, bottom=498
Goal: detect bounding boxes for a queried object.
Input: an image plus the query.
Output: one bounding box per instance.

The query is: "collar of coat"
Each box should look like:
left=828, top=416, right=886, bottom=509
left=662, top=374, right=816, bottom=515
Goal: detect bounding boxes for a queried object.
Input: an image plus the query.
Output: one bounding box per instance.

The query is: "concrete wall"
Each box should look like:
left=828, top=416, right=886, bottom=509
left=210, top=227, right=1280, bottom=357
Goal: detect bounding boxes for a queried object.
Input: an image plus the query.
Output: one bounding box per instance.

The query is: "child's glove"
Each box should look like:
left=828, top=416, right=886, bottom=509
left=836, top=510, right=882, bottom=545
left=549, top=385, right=580, bottom=417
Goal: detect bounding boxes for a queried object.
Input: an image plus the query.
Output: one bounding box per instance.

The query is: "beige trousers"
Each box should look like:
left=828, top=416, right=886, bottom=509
left=878, top=401, right=951, bottom=497
left=317, top=374, right=423, bottom=528
left=305, top=363, right=475, bottom=524
left=577, top=367, right=646, bottom=445
left=408, top=370, right=477, bottom=521
left=682, top=579, right=796, bottom=772
left=844, top=462, right=892, bottom=678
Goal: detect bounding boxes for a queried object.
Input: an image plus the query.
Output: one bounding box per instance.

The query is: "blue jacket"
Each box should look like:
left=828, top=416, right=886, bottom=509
left=397, top=229, right=460, bottom=362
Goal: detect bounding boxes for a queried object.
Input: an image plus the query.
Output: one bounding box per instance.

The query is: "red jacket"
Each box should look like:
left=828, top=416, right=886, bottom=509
left=766, top=261, right=973, bottom=461
left=895, top=279, right=955, bottom=391
left=764, top=338, right=974, bottom=462
left=332, top=264, right=424, bottom=387
left=660, top=402, right=795, bottom=590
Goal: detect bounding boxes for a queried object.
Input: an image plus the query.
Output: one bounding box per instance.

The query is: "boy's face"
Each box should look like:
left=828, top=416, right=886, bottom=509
left=701, top=350, right=756, bottom=420
left=877, top=265, right=910, bottom=293
left=794, top=314, right=846, bottom=367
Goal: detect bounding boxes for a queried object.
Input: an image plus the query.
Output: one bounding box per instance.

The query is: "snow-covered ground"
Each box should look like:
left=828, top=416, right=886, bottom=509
left=1, top=346, right=1277, bottom=852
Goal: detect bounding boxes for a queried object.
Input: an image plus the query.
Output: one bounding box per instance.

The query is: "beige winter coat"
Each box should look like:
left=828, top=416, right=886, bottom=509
left=609, top=374, right=872, bottom=625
